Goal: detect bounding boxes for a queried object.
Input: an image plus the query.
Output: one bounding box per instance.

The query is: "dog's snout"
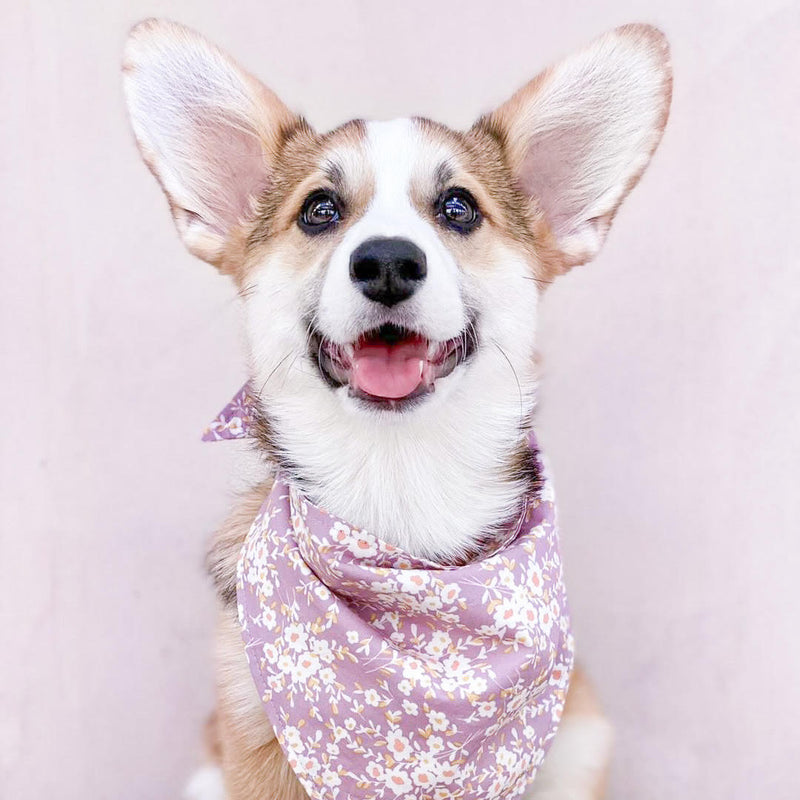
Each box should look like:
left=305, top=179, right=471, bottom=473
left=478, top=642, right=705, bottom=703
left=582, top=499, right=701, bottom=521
left=349, top=237, right=427, bottom=307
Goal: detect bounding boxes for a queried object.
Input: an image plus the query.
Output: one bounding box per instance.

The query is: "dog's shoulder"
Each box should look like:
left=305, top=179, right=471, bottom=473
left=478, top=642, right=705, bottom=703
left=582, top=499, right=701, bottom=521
left=206, top=478, right=274, bottom=609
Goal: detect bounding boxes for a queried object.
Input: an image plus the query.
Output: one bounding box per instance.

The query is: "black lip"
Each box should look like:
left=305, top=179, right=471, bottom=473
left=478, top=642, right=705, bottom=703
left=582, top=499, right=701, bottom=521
left=307, top=319, right=479, bottom=410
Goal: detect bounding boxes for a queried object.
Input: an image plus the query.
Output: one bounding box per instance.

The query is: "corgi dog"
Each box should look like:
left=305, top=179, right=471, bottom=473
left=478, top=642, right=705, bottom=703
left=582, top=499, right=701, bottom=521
left=123, top=18, right=671, bottom=800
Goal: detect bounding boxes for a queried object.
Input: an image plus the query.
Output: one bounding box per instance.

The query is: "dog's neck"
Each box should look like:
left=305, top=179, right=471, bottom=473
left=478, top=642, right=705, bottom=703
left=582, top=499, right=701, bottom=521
left=257, top=385, right=537, bottom=565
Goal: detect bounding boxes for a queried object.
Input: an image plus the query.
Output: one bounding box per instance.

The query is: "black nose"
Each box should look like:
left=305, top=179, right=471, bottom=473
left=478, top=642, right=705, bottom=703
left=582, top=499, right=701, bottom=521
left=349, top=237, right=427, bottom=307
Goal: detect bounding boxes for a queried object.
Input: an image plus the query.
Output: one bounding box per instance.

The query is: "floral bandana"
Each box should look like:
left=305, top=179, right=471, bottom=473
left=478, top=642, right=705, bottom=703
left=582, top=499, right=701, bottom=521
left=206, top=386, right=574, bottom=800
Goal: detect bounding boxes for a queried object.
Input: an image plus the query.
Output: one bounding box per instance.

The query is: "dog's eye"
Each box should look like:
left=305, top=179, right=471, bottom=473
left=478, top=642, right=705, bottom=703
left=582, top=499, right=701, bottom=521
left=436, top=188, right=481, bottom=234
left=299, top=191, right=342, bottom=234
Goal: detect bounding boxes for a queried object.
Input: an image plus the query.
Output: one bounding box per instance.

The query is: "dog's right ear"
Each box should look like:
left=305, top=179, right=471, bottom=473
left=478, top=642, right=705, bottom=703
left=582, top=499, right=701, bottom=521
left=122, top=19, right=301, bottom=271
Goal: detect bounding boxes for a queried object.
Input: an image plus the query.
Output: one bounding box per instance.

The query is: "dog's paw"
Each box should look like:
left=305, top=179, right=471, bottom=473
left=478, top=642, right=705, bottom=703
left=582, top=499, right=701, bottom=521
left=183, top=765, right=227, bottom=800
left=524, top=714, right=613, bottom=800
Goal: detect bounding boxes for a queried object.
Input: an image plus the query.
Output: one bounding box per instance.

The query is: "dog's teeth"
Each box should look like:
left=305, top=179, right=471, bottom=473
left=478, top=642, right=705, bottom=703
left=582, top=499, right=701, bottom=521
left=344, top=344, right=355, bottom=359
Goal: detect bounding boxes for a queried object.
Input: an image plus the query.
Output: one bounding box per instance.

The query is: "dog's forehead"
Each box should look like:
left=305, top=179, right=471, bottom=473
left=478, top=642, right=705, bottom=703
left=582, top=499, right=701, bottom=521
left=252, top=118, right=470, bottom=242
left=323, top=117, right=462, bottom=196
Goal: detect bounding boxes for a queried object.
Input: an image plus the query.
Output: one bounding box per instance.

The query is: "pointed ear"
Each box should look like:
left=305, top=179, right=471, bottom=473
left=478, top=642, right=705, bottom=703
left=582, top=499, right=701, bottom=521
left=122, top=19, right=301, bottom=270
left=478, top=24, right=672, bottom=270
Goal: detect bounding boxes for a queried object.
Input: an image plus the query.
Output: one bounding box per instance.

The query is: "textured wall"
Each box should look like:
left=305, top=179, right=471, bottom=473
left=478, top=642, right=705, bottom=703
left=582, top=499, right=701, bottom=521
left=2, top=1, right=798, bottom=798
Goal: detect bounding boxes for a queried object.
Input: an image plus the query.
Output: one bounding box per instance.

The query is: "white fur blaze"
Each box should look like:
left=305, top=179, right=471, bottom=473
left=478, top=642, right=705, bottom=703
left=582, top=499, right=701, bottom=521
left=317, top=119, right=465, bottom=343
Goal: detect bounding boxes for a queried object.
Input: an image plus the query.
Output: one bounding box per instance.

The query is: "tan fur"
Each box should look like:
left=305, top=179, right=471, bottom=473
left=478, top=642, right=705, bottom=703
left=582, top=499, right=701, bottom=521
left=206, top=479, right=274, bottom=607
left=248, top=120, right=372, bottom=248
left=408, top=119, right=563, bottom=286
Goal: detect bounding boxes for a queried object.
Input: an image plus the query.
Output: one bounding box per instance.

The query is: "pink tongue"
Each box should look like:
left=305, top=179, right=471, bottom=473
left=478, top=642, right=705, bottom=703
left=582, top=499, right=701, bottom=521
left=352, top=338, right=429, bottom=399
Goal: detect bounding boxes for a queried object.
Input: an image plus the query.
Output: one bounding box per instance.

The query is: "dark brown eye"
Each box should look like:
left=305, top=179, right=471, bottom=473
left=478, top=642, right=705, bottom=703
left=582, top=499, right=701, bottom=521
left=299, top=191, right=342, bottom=234
left=436, top=188, right=481, bottom=234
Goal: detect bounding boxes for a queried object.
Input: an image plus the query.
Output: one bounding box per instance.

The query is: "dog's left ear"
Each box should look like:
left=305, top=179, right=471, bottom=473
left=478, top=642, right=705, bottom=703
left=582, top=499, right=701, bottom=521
left=478, top=24, right=672, bottom=270
left=122, top=19, right=302, bottom=271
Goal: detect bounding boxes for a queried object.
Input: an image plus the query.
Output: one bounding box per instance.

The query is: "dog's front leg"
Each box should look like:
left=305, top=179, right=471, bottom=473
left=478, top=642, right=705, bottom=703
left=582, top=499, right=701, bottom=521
left=214, top=611, right=310, bottom=800
left=525, top=666, right=613, bottom=800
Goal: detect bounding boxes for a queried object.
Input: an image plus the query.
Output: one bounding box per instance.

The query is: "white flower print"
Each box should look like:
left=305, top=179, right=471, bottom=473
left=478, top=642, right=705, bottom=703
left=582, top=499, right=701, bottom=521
left=492, top=597, right=522, bottom=629
left=496, top=746, right=518, bottom=771
left=498, top=568, right=517, bottom=589
left=468, top=675, right=488, bottom=695
left=365, top=761, right=384, bottom=781
left=427, top=710, right=448, bottom=732
left=314, top=583, right=331, bottom=601
left=527, top=563, right=544, bottom=596
left=425, top=630, right=453, bottom=657
left=321, top=769, right=341, bottom=788
left=401, top=658, right=426, bottom=681
left=384, top=768, right=412, bottom=796
left=436, top=763, right=459, bottom=784
left=330, top=522, right=351, bottom=544
left=442, top=653, right=469, bottom=677
left=346, top=530, right=379, bottom=558
left=416, top=593, right=443, bottom=613
left=438, top=583, right=461, bottom=605
left=550, top=664, right=570, bottom=689
left=538, top=604, right=554, bottom=636
left=263, top=643, right=278, bottom=663
left=477, top=700, right=497, bottom=718
left=310, top=637, right=333, bottom=661
left=277, top=653, right=294, bottom=674
left=294, top=652, right=320, bottom=681
left=402, top=699, right=418, bottom=716
left=282, top=726, right=303, bottom=753
left=411, top=764, right=437, bottom=789
left=297, top=755, right=320, bottom=777
left=386, top=729, right=412, bottom=761
left=427, top=735, right=445, bottom=754
left=397, top=571, right=429, bottom=594
left=363, top=689, right=382, bottom=706
left=259, top=607, right=277, bottom=630
left=283, top=622, right=308, bottom=652
left=319, top=667, right=336, bottom=685
left=226, top=416, right=244, bottom=438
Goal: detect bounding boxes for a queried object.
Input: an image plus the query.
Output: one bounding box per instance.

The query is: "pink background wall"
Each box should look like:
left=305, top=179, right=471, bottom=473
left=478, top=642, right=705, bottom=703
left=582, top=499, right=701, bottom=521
left=2, top=1, right=799, bottom=798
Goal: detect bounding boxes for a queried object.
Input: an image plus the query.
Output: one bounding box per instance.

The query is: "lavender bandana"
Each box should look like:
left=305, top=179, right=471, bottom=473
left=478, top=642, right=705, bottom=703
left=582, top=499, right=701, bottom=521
left=206, top=387, right=574, bottom=800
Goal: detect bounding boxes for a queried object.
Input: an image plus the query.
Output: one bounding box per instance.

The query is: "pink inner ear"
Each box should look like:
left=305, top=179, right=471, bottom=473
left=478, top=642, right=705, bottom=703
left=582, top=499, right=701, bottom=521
left=518, top=121, right=603, bottom=239
left=188, top=109, right=270, bottom=234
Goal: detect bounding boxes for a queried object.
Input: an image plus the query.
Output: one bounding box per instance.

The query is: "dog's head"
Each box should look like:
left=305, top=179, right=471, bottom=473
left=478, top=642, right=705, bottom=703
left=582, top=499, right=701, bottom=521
left=123, top=20, right=670, bottom=551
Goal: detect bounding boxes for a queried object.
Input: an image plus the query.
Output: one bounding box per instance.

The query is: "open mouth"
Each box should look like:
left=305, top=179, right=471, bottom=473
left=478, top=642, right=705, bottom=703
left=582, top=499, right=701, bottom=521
left=309, top=322, right=478, bottom=408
